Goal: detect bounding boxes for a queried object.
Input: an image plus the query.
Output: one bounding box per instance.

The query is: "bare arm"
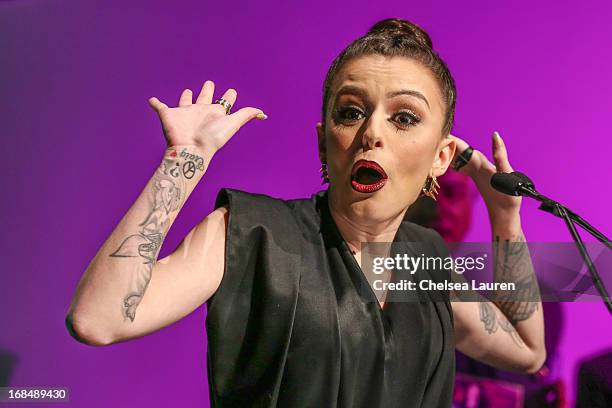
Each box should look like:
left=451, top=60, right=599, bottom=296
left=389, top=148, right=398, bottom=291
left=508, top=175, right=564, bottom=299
left=66, top=145, right=217, bottom=345
left=450, top=131, right=545, bottom=373
left=453, top=220, right=545, bottom=373
left=66, top=81, right=266, bottom=345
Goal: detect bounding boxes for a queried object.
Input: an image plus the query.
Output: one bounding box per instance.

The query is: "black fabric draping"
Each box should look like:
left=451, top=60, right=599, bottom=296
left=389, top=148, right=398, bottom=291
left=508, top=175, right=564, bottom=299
left=205, top=188, right=455, bottom=407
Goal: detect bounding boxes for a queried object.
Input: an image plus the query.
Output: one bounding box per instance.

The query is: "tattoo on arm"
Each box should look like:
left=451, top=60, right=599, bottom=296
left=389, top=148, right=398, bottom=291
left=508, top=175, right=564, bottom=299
left=492, top=233, right=540, bottom=325
left=479, top=302, right=525, bottom=348
left=109, top=147, right=204, bottom=322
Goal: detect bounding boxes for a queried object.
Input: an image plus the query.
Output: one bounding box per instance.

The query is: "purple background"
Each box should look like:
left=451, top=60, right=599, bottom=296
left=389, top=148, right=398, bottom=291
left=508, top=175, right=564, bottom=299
left=1, top=0, right=611, bottom=406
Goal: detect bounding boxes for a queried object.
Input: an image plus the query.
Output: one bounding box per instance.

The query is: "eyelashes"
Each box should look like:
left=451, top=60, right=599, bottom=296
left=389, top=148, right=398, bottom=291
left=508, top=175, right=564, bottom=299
left=332, top=106, right=421, bottom=129
left=393, top=111, right=421, bottom=127
left=335, top=106, right=365, bottom=122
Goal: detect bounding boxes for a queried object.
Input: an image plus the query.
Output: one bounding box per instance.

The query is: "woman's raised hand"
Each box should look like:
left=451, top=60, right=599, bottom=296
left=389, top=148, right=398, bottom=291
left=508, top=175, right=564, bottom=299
left=449, top=132, right=522, bottom=222
left=148, top=80, right=267, bottom=157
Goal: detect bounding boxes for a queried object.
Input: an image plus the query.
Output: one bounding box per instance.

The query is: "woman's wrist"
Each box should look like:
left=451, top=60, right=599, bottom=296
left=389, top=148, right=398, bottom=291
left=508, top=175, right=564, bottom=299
left=489, top=209, right=523, bottom=239
left=166, top=143, right=215, bottom=166
left=161, top=144, right=214, bottom=182
left=166, top=142, right=214, bottom=158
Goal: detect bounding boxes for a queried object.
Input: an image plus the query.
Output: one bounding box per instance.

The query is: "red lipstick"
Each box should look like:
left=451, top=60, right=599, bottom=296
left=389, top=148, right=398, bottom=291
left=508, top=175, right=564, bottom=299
left=350, top=159, right=388, bottom=193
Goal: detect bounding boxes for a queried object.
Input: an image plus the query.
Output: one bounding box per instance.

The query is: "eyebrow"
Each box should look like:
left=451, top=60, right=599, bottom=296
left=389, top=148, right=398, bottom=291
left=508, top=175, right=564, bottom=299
left=335, top=85, right=431, bottom=112
left=387, top=89, right=431, bottom=111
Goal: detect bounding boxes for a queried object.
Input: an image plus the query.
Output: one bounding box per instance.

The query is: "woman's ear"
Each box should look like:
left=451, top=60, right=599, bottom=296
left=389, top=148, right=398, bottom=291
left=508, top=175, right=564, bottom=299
left=316, top=122, right=326, bottom=163
left=431, top=136, right=456, bottom=177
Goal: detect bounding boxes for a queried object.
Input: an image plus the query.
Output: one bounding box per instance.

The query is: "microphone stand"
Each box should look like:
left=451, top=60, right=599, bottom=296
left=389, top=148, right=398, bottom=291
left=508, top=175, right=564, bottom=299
left=516, top=184, right=612, bottom=315
left=538, top=202, right=611, bottom=249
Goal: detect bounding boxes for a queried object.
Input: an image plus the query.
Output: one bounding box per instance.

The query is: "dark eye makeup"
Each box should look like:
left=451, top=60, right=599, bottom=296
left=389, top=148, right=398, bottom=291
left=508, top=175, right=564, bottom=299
left=392, top=110, right=421, bottom=127
left=333, top=106, right=365, bottom=122
left=332, top=105, right=421, bottom=129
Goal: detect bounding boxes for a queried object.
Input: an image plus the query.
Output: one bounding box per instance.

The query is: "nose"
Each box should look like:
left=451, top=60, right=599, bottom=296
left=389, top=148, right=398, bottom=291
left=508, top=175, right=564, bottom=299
left=361, top=111, right=384, bottom=150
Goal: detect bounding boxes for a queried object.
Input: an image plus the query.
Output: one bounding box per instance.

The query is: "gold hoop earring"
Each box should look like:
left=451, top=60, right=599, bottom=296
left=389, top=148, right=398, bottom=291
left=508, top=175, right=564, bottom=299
left=320, top=163, right=330, bottom=184
left=421, top=175, right=440, bottom=201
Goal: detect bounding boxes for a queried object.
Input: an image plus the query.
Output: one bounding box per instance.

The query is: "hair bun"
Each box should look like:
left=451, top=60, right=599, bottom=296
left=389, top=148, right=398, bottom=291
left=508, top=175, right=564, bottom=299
left=367, top=18, right=433, bottom=50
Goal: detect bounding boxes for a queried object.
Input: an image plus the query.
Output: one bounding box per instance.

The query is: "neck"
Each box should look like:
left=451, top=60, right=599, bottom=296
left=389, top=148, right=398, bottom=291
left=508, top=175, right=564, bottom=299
left=327, top=192, right=407, bottom=255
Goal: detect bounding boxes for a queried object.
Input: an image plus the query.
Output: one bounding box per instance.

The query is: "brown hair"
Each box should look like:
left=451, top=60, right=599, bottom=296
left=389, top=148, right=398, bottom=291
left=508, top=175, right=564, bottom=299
left=321, top=18, right=456, bottom=137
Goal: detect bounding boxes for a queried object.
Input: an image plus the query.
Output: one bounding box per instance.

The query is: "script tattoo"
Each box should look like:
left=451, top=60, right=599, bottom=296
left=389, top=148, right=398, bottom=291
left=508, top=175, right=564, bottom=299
left=109, top=147, right=203, bottom=321
left=479, top=302, right=525, bottom=348
left=492, top=233, right=540, bottom=325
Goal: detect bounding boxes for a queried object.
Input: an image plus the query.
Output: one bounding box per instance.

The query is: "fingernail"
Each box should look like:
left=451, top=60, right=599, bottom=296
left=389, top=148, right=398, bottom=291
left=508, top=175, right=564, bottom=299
left=256, top=113, right=268, bottom=120
left=493, top=131, right=502, bottom=145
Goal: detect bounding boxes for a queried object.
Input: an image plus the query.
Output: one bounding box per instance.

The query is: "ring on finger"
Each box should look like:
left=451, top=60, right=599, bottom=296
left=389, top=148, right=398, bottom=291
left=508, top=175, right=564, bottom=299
left=213, top=98, right=232, bottom=115
left=453, top=146, right=474, bottom=170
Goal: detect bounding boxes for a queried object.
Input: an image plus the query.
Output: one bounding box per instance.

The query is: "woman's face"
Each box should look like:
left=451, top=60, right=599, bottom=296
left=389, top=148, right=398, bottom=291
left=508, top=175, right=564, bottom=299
left=318, top=54, right=455, bottom=221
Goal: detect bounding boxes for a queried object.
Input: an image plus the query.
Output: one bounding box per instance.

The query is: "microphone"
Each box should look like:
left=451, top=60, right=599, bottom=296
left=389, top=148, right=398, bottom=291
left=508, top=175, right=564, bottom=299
left=491, top=171, right=610, bottom=246
left=490, top=172, right=540, bottom=199
left=489, top=170, right=612, bottom=314
left=509, top=171, right=535, bottom=189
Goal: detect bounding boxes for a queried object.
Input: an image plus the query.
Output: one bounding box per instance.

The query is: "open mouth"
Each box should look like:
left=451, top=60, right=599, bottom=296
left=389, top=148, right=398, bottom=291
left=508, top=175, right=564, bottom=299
left=350, top=160, right=388, bottom=193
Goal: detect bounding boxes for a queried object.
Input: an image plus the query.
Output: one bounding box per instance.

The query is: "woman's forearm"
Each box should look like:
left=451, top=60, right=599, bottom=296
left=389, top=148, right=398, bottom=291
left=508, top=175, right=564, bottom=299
left=66, top=144, right=212, bottom=344
left=488, top=213, right=545, bottom=368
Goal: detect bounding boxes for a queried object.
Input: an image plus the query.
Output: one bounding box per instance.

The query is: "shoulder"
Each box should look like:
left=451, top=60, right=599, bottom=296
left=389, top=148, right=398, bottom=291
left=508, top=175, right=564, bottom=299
left=215, top=187, right=290, bottom=209
left=213, top=187, right=323, bottom=233
left=214, top=188, right=295, bottom=218
left=215, top=187, right=325, bottom=211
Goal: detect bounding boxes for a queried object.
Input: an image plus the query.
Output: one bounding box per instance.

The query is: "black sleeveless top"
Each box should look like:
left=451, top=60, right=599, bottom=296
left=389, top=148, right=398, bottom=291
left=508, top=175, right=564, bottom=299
left=205, top=188, right=455, bottom=407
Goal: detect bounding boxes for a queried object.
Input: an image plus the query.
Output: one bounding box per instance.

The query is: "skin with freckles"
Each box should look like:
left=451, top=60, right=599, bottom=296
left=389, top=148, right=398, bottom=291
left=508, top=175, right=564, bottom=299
left=316, top=54, right=456, bottom=249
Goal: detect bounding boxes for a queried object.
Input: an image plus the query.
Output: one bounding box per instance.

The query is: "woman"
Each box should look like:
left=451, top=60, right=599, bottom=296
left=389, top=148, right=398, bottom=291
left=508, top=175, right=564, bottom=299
left=66, top=18, right=545, bottom=407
